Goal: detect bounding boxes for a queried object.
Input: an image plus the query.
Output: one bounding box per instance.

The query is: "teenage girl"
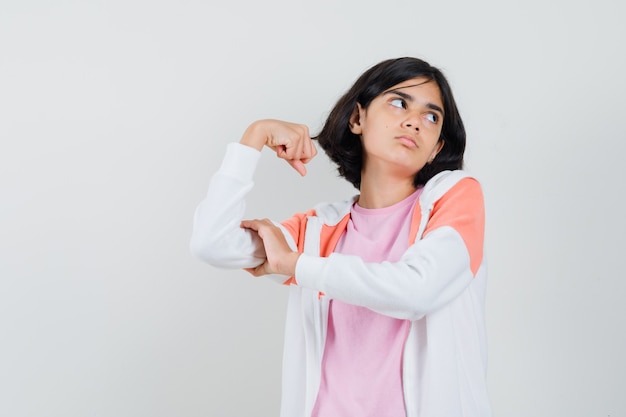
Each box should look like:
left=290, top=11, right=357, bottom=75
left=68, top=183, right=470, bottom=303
left=190, top=57, right=492, bottom=417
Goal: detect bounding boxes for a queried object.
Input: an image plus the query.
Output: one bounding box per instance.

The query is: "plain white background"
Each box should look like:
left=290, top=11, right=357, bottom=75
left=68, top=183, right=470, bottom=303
left=1, top=0, right=625, bottom=416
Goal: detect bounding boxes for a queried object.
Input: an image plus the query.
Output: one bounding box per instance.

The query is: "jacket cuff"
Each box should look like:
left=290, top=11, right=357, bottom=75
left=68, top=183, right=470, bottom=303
left=218, top=142, right=261, bottom=181
left=295, top=253, right=327, bottom=290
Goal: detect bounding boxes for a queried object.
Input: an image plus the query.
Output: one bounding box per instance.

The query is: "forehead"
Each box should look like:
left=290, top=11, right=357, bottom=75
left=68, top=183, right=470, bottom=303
left=384, top=77, right=443, bottom=105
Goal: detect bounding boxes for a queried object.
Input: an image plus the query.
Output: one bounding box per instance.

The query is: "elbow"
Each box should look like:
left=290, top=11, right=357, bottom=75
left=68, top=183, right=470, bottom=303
left=189, top=228, right=233, bottom=266
left=189, top=234, right=223, bottom=265
left=189, top=230, right=266, bottom=269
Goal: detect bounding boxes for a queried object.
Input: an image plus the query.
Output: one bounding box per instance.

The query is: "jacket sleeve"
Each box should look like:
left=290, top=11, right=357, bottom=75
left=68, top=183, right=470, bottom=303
left=294, top=178, right=485, bottom=320
left=189, top=142, right=268, bottom=269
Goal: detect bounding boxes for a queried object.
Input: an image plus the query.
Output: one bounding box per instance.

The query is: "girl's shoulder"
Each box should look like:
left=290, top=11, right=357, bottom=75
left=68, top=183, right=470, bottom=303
left=420, top=170, right=482, bottom=205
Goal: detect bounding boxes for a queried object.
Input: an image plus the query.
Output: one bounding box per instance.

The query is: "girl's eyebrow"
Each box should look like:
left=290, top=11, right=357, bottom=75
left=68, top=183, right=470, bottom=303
left=384, top=89, right=445, bottom=115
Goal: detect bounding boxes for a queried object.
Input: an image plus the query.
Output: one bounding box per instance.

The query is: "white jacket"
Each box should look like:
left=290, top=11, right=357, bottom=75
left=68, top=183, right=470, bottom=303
left=190, top=143, right=492, bottom=417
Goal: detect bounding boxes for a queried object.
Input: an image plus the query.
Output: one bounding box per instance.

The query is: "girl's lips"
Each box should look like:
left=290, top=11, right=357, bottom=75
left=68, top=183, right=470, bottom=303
left=396, top=136, right=417, bottom=147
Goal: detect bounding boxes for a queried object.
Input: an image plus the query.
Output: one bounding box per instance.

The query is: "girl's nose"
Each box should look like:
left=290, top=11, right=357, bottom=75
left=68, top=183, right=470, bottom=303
left=402, top=110, right=422, bottom=131
left=403, top=118, right=420, bottom=131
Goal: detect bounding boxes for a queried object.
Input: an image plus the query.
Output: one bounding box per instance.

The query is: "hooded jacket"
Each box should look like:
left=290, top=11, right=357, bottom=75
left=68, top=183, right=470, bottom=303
left=190, top=142, right=492, bottom=417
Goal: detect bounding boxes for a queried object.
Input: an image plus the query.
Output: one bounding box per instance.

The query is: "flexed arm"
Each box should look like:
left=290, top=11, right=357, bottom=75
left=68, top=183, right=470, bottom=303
left=189, top=120, right=317, bottom=269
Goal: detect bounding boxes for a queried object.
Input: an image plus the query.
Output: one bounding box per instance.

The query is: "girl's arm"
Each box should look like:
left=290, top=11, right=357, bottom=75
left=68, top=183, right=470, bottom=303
left=296, top=229, right=477, bottom=320
left=189, top=141, right=266, bottom=268
left=189, top=120, right=317, bottom=269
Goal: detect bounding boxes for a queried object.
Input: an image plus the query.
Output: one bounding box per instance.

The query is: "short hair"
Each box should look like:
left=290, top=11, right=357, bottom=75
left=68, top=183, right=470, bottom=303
left=316, top=57, right=466, bottom=189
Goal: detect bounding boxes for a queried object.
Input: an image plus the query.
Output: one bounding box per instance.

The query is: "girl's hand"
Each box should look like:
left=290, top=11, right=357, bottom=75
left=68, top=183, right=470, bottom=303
left=240, top=119, right=318, bottom=176
left=240, top=218, right=300, bottom=277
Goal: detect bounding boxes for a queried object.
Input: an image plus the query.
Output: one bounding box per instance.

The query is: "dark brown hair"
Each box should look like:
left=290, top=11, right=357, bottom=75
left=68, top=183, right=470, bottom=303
left=316, top=57, right=466, bottom=189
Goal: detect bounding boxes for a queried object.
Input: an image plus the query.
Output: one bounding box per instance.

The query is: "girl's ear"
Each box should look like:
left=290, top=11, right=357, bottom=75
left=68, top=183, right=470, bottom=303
left=349, top=103, right=363, bottom=135
left=429, top=140, right=445, bottom=162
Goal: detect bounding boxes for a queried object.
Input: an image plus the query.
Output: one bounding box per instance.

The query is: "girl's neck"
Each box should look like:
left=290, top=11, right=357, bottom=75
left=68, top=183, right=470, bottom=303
left=357, top=171, right=417, bottom=209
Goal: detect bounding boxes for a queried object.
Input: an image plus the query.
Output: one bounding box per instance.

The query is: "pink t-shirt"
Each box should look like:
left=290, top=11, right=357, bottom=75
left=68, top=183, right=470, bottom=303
left=311, top=188, right=423, bottom=417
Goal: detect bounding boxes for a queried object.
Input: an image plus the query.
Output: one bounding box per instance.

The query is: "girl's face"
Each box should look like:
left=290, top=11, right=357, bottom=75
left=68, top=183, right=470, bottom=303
left=350, top=77, right=444, bottom=181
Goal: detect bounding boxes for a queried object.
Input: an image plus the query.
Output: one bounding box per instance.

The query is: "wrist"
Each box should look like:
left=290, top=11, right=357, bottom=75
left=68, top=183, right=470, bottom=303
left=286, top=251, right=301, bottom=277
left=240, top=120, right=269, bottom=151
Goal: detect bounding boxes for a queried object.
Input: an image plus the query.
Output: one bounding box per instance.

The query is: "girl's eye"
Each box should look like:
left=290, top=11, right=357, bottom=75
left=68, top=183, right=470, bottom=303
left=390, top=98, right=406, bottom=109
left=425, top=113, right=439, bottom=123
